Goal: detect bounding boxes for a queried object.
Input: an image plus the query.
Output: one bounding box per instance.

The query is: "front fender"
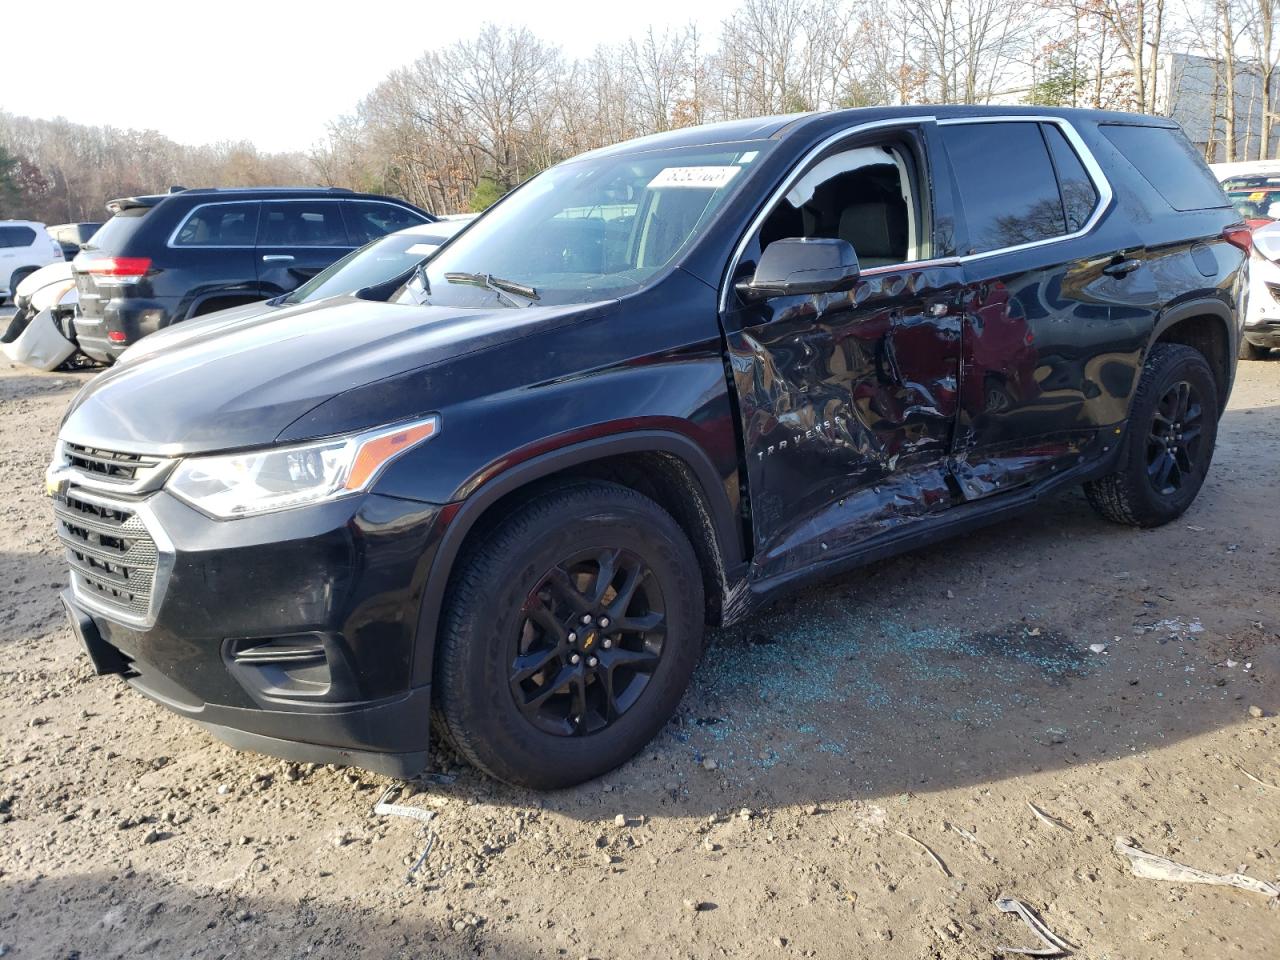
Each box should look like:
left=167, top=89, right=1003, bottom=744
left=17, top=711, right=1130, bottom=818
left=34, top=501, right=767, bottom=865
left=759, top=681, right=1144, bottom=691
left=405, top=426, right=745, bottom=687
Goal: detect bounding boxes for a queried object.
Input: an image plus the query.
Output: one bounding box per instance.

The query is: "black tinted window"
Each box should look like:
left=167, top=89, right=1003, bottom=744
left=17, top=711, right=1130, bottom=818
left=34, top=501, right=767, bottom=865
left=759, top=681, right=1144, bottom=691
left=0, top=225, right=37, bottom=248
left=260, top=201, right=347, bottom=246
left=173, top=203, right=259, bottom=247
left=1100, top=124, right=1227, bottom=211
left=1043, top=125, right=1099, bottom=232
left=346, top=201, right=426, bottom=244
left=942, top=122, right=1066, bottom=254
left=83, top=209, right=148, bottom=252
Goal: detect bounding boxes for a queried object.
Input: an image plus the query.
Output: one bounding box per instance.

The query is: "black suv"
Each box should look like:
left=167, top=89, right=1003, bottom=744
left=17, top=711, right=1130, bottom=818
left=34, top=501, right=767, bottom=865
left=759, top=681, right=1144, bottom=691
left=50, top=107, right=1245, bottom=789
left=71, top=187, right=433, bottom=363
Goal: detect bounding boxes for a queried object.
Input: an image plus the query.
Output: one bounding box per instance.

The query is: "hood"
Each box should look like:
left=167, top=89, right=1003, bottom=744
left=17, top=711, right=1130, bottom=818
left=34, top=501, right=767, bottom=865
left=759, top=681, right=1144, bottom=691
left=61, top=297, right=603, bottom=455
left=114, top=299, right=277, bottom=366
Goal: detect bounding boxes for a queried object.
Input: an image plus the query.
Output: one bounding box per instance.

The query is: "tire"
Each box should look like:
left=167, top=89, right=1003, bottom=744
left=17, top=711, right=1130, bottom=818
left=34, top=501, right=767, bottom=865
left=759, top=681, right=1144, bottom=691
left=1239, top=337, right=1269, bottom=360
left=1084, top=343, right=1219, bottom=527
left=434, top=481, right=705, bottom=789
left=8, top=267, right=36, bottom=299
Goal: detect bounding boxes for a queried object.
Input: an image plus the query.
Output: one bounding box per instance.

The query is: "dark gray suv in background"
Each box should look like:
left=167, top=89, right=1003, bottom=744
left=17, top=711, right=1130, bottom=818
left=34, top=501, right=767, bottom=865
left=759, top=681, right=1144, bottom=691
left=70, top=186, right=433, bottom=362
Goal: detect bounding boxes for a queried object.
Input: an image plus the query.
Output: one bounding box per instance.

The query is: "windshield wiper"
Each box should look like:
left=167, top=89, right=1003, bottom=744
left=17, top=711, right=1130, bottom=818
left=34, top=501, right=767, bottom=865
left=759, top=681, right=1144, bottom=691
left=444, top=271, right=539, bottom=307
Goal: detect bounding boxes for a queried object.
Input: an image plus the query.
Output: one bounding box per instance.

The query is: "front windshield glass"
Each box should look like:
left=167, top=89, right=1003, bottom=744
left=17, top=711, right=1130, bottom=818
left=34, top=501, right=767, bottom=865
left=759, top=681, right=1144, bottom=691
left=415, top=141, right=773, bottom=307
left=1225, top=185, right=1280, bottom=223
left=284, top=230, right=451, bottom=304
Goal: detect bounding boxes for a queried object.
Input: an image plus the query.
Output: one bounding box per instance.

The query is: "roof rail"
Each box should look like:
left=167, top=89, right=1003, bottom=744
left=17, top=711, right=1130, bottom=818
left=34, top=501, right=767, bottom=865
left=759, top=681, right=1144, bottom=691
left=177, top=185, right=354, bottom=195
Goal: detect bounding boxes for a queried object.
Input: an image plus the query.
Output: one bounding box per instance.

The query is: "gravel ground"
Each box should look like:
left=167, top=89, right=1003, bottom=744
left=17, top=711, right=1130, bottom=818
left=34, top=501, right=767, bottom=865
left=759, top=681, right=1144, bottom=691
left=1, top=358, right=1278, bottom=960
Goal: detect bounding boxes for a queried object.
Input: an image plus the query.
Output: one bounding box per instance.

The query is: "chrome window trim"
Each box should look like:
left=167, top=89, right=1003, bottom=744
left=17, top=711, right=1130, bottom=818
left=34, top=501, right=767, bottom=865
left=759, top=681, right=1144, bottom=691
left=60, top=485, right=175, bottom=631
left=165, top=197, right=425, bottom=250
left=719, top=114, right=1114, bottom=312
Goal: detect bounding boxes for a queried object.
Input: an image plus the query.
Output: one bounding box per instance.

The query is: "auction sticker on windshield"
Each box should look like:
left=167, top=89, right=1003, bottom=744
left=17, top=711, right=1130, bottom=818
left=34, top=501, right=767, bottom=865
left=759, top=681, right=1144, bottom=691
left=648, top=166, right=741, bottom=189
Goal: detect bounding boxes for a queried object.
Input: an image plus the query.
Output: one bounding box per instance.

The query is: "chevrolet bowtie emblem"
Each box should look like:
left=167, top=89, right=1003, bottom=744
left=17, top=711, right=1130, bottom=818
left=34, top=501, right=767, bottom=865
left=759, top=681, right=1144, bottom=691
left=581, top=630, right=597, bottom=649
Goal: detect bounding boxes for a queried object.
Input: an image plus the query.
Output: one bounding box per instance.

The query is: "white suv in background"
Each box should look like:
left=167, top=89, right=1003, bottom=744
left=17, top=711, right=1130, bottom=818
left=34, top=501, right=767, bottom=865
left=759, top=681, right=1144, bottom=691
left=1, top=221, right=64, bottom=302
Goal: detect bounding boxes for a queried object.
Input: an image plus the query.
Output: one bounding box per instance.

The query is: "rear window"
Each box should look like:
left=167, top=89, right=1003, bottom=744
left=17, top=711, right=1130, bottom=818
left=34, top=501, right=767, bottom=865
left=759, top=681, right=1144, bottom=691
left=82, top=208, right=149, bottom=252
left=173, top=202, right=260, bottom=247
left=1043, top=125, right=1099, bottom=232
left=0, top=225, right=37, bottom=248
left=1225, top=185, right=1280, bottom=221
left=1100, top=124, right=1227, bottom=211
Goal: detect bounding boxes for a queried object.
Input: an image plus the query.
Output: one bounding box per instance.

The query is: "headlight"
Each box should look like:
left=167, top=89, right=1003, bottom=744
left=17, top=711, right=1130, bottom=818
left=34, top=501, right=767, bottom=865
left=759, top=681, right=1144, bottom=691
left=166, top=416, right=439, bottom=518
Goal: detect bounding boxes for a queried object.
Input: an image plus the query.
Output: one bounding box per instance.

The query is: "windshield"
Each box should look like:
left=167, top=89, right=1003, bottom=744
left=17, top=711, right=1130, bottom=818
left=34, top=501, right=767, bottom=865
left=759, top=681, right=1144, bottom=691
left=414, top=141, right=773, bottom=307
left=284, top=228, right=458, bottom=304
left=1225, top=185, right=1280, bottom=222
left=1223, top=177, right=1280, bottom=220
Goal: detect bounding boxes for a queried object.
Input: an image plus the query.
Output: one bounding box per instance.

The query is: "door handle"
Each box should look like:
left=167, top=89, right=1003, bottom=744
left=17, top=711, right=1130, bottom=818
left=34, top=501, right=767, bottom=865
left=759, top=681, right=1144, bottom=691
left=1102, top=258, right=1141, bottom=278
left=262, top=254, right=295, bottom=263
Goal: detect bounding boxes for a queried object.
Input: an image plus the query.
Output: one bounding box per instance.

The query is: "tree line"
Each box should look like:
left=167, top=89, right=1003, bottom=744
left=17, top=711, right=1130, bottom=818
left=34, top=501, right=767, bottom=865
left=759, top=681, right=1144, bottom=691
left=2, top=0, right=1279, bottom=223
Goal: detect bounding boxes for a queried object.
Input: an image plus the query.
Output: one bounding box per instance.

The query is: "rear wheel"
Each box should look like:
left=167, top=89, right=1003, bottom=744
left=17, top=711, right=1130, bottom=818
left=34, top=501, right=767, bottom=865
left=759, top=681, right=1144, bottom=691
left=1239, top=337, right=1269, bottom=360
left=434, top=482, right=705, bottom=788
left=1085, top=343, right=1219, bottom=527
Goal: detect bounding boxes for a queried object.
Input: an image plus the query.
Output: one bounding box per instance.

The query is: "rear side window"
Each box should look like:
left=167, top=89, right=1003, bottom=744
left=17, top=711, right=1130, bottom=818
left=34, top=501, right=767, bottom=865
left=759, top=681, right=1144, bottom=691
left=173, top=202, right=260, bottom=247
left=0, top=225, right=36, bottom=248
left=1100, top=124, right=1227, bottom=211
left=1043, top=125, right=1099, bottom=232
left=941, top=122, right=1067, bottom=254
left=346, top=201, right=427, bottom=244
left=259, top=201, right=347, bottom=246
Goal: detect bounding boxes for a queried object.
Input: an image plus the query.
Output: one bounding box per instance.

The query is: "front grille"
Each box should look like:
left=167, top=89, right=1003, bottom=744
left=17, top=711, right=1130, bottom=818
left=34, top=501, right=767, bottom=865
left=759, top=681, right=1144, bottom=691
left=55, top=488, right=158, bottom=618
left=63, top=442, right=162, bottom=484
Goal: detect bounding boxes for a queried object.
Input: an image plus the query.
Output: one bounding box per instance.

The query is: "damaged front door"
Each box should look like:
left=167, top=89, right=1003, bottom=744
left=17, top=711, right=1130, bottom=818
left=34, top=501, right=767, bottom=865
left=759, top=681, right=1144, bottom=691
left=721, top=122, right=964, bottom=580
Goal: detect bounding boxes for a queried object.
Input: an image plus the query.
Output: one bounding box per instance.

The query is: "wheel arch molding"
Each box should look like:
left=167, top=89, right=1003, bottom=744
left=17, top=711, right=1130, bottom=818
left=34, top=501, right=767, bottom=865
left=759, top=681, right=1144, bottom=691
left=1146, top=296, right=1238, bottom=413
left=408, top=429, right=747, bottom=688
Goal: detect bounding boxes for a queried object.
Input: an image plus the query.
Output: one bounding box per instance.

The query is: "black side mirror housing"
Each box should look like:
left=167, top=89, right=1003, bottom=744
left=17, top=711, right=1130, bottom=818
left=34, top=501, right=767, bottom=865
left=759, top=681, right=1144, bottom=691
left=737, top=237, right=861, bottom=300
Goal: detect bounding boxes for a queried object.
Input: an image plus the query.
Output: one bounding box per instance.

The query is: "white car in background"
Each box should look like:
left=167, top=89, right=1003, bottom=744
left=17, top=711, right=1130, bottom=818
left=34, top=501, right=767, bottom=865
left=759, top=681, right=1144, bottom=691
left=0, top=260, right=79, bottom=370
left=1242, top=221, right=1280, bottom=359
left=0, top=220, right=65, bottom=301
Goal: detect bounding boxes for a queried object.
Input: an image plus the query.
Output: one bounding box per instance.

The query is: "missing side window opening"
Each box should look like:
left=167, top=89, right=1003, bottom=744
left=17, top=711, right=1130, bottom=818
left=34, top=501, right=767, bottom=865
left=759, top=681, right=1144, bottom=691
left=757, top=142, right=923, bottom=270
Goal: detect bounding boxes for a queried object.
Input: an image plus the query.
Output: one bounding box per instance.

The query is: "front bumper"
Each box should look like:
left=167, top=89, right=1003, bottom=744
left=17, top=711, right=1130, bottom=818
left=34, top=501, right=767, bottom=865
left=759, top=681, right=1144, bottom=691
left=1245, top=253, right=1280, bottom=346
left=56, top=486, right=446, bottom=776
left=1243, top=319, right=1280, bottom=348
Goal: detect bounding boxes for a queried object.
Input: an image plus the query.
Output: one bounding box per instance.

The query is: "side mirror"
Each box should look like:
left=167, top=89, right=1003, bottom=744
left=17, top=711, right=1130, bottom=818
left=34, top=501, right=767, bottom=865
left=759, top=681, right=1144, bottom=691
left=737, top=237, right=860, bottom=300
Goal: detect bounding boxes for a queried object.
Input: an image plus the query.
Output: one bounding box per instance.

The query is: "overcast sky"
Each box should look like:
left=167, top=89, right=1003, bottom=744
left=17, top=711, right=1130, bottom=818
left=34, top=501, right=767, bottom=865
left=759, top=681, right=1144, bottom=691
left=2, top=0, right=737, bottom=152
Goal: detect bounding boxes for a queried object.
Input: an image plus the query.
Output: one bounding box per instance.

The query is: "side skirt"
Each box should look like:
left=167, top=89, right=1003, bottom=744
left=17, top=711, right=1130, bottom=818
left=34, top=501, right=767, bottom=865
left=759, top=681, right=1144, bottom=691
left=727, top=446, right=1122, bottom=625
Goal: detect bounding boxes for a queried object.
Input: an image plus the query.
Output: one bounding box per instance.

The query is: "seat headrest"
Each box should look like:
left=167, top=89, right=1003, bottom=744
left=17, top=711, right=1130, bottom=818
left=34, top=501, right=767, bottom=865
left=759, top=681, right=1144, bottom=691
left=838, top=202, right=895, bottom=261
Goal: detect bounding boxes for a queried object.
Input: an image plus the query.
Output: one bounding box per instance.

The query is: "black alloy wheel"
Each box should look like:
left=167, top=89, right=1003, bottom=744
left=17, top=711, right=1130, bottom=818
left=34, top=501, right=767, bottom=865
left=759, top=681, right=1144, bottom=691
left=512, top=548, right=666, bottom=736
left=1146, top=379, right=1204, bottom=496
left=434, top=481, right=704, bottom=789
left=1085, top=342, right=1219, bottom=527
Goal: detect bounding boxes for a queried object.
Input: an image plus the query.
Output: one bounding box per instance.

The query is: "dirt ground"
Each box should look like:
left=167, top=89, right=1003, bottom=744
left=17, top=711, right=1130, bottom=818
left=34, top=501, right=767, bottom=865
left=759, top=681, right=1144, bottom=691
left=1, top=356, right=1277, bottom=960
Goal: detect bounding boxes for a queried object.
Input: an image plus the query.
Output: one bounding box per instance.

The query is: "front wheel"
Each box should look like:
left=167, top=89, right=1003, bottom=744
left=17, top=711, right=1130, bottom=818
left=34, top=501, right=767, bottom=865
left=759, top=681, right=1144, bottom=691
left=1085, top=343, right=1219, bottom=527
left=434, top=482, right=705, bottom=789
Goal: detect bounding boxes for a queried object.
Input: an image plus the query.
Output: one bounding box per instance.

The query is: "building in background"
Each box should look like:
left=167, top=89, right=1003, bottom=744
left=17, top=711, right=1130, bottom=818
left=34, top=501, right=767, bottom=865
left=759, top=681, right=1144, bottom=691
left=1159, top=51, right=1278, bottom=162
